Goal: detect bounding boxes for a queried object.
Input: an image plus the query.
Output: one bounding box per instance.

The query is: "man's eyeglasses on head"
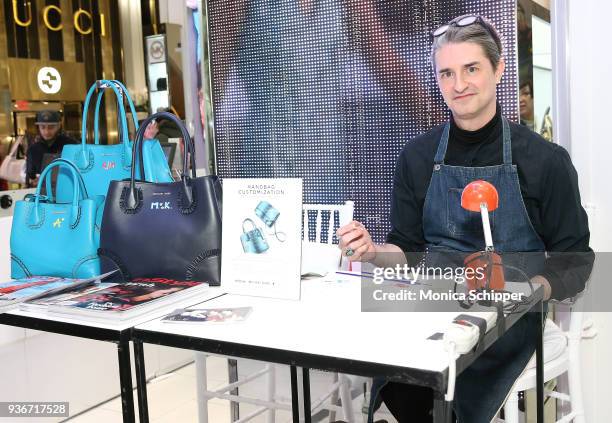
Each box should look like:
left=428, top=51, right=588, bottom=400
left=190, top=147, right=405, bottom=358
left=432, top=15, right=492, bottom=38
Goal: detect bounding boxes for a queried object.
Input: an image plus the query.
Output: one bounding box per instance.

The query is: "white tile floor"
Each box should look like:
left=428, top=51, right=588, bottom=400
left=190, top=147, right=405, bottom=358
left=64, top=356, right=397, bottom=422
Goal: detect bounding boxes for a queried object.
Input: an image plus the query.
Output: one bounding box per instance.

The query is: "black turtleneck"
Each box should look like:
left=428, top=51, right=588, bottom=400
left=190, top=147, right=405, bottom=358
left=386, top=105, right=593, bottom=300
left=446, top=103, right=503, bottom=166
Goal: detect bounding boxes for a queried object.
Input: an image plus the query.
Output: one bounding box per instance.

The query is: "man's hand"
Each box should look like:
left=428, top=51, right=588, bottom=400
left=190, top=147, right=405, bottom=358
left=531, top=275, right=552, bottom=300
left=29, top=176, right=40, bottom=188
left=336, top=220, right=377, bottom=262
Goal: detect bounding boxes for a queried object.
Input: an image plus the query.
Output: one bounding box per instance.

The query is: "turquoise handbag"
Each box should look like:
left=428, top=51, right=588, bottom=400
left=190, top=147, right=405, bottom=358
left=56, top=80, right=173, bottom=202
left=10, top=159, right=104, bottom=279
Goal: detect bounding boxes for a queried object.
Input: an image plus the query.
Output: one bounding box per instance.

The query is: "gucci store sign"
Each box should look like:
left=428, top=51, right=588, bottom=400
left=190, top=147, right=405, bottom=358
left=8, top=59, right=85, bottom=101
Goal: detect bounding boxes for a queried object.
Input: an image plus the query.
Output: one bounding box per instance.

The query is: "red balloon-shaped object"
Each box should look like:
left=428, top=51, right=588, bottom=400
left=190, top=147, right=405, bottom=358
left=461, top=180, right=499, bottom=212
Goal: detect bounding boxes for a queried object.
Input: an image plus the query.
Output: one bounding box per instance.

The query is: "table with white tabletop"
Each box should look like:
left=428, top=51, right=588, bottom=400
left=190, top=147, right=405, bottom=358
left=132, top=277, right=545, bottom=423
left=0, top=287, right=225, bottom=422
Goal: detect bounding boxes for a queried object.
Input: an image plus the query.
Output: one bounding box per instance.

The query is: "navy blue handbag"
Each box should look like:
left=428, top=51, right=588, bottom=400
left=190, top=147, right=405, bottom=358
left=98, top=112, right=222, bottom=285
left=10, top=159, right=104, bottom=279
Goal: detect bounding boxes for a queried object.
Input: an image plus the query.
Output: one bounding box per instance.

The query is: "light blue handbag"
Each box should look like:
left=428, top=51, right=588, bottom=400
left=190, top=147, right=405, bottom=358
left=56, top=79, right=173, bottom=202
left=10, top=159, right=104, bottom=279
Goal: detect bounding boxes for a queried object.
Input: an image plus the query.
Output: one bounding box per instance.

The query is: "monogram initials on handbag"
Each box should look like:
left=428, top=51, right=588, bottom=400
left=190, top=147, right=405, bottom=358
left=99, top=112, right=222, bottom=285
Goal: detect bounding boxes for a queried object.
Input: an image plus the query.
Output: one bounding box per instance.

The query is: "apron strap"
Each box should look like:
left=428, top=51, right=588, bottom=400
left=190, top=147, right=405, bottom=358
left=434, top=122, right=451, bottom=164
left=502, top=116, right=512, bottom=164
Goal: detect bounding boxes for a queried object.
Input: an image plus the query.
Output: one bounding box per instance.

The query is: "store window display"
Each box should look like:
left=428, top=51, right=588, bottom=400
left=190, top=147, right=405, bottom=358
left=25, top=111, right=77, bottom=187
left=336, top=14, right=593, bottom=423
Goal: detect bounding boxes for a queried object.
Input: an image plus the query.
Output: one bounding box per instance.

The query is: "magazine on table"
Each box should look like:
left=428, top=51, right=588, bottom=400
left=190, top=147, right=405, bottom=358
left=20, top=282, right=118, bottom=313
left=162, top=306, right=253, bottom=324
left=48, top=278, right=210, bottom=323
left=0, top=270, right=117, bottom=313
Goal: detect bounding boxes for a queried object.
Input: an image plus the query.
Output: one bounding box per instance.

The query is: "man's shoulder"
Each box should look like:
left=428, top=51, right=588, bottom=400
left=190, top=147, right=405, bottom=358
left=27, top=140, right=48, bottom=154
left=509, top=120, right=566, bottom=158
left=57, top=133, right=78, bottom=145
left=399, top=123, right=445, bottom=161
left=508, top=121, right=574, bottom=179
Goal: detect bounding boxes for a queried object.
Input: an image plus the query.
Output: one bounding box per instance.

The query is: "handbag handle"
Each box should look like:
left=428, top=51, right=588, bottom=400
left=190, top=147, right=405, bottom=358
left=7, top=135, right=24, bottom=158
left=93, top=80, right=139, bottom=145
left=30, top=158, right=89, bottom=228
left=44, top=158, right=89, bottom=203
left=76, top=80, right=131, bottom=170
left=124, top=112, right=196, bottom=211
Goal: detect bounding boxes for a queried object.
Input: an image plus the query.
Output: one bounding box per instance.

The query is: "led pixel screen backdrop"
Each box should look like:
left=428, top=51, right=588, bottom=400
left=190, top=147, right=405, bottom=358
left=209, top=0, right=518, bottom=242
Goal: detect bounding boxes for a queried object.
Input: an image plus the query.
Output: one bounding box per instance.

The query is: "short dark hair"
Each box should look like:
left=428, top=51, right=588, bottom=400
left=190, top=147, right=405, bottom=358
left=519, top=80, right=533, bottom=97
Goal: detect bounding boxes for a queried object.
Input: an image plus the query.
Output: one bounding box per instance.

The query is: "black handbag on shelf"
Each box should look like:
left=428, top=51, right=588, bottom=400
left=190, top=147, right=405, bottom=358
left=98, top=112, right=222, bottom=285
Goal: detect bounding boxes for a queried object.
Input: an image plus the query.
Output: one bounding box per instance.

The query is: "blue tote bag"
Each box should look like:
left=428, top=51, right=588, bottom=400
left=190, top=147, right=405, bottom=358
left=10, top=159, right=104, bottom=279
left=56, top=80, right=173, bottom=201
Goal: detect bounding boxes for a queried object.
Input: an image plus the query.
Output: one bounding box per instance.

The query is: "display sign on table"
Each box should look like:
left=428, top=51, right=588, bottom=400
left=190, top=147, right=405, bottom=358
left=221, top=178, right=302, bottom=300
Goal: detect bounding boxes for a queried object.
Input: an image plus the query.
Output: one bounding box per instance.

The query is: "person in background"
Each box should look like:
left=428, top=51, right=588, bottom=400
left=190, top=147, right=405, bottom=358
left=519, top=80, right=536, bottom=131
left=25, top=111, right=77, bottom=187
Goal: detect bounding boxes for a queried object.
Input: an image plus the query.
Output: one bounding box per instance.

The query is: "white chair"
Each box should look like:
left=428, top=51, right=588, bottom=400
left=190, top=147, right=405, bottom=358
left=500, top=296, right=597, bottom=423
left=301, top=201, right=354, bottom=276
left=303, top=202, right=394, bottom=422
left=195, top=201, right=358, bottom=423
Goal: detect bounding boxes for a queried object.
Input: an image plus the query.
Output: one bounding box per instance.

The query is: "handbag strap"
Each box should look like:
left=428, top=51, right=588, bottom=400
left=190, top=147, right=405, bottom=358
left=45, top=158, right=89, bottom=203
left=7, top=135, right=24, bottom=158
left=124, top=112, right=196, bottom=211
left=31, top=158, right=88, bottom=227
left=77, top=80, right=131, bottom=170
left=93, top=80, right=139, bottom=145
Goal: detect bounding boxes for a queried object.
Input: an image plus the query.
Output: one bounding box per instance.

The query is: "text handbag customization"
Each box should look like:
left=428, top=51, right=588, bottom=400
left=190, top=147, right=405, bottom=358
left=56, top=79, right=173, bottom=201
left=0, top=135, right=26, bottom=184
left=10, top=159, right=104, bottom=279
left=99, top=112, right=222, bottom=285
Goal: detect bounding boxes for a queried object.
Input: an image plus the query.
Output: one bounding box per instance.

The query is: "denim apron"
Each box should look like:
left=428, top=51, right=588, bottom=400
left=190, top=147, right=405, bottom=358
left=369, top=117, right=545, bottom=423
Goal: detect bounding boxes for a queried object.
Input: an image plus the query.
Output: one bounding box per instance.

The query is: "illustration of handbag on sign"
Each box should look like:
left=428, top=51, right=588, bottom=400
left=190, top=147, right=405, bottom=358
left=240, top=218, right=269, bottom=254
left=254, top=201, right=286, bottom=242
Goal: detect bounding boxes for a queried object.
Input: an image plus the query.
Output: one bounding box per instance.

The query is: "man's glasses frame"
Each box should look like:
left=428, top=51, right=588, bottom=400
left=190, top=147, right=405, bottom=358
left=432, top=15, right=498, bottom=43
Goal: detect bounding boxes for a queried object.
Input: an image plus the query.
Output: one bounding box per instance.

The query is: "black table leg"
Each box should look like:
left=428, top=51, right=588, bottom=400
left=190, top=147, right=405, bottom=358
left=290, top=366, right=299, bottom=423
left=536, top=300, right=544, bottom=423
left=228, top=358, right=239, bottom=421
left=432, top=391, right=452, bottom=423
left=117, top=339, right=136, bottom=423
left=134, top=340, right=149, bottom=423
left=302, top=368, right=312, bottom=423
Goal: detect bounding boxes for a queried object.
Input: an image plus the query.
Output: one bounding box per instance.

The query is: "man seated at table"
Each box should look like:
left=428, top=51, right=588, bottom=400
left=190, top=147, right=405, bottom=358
left=336, top=14, right=593, bottom=423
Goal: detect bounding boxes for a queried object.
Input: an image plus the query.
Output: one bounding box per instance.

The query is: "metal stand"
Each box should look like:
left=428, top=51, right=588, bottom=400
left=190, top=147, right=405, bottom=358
left=117, top=338, right=136, bottom=423
left=228, top=358, right=240, bottom=421
left=302, top=368, right=312, bottom=423
left=290, top=366, right=300, bottom=423
left=536, top=301, right=545, bottom=423
left=133, top=340, right=149, bottom=423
